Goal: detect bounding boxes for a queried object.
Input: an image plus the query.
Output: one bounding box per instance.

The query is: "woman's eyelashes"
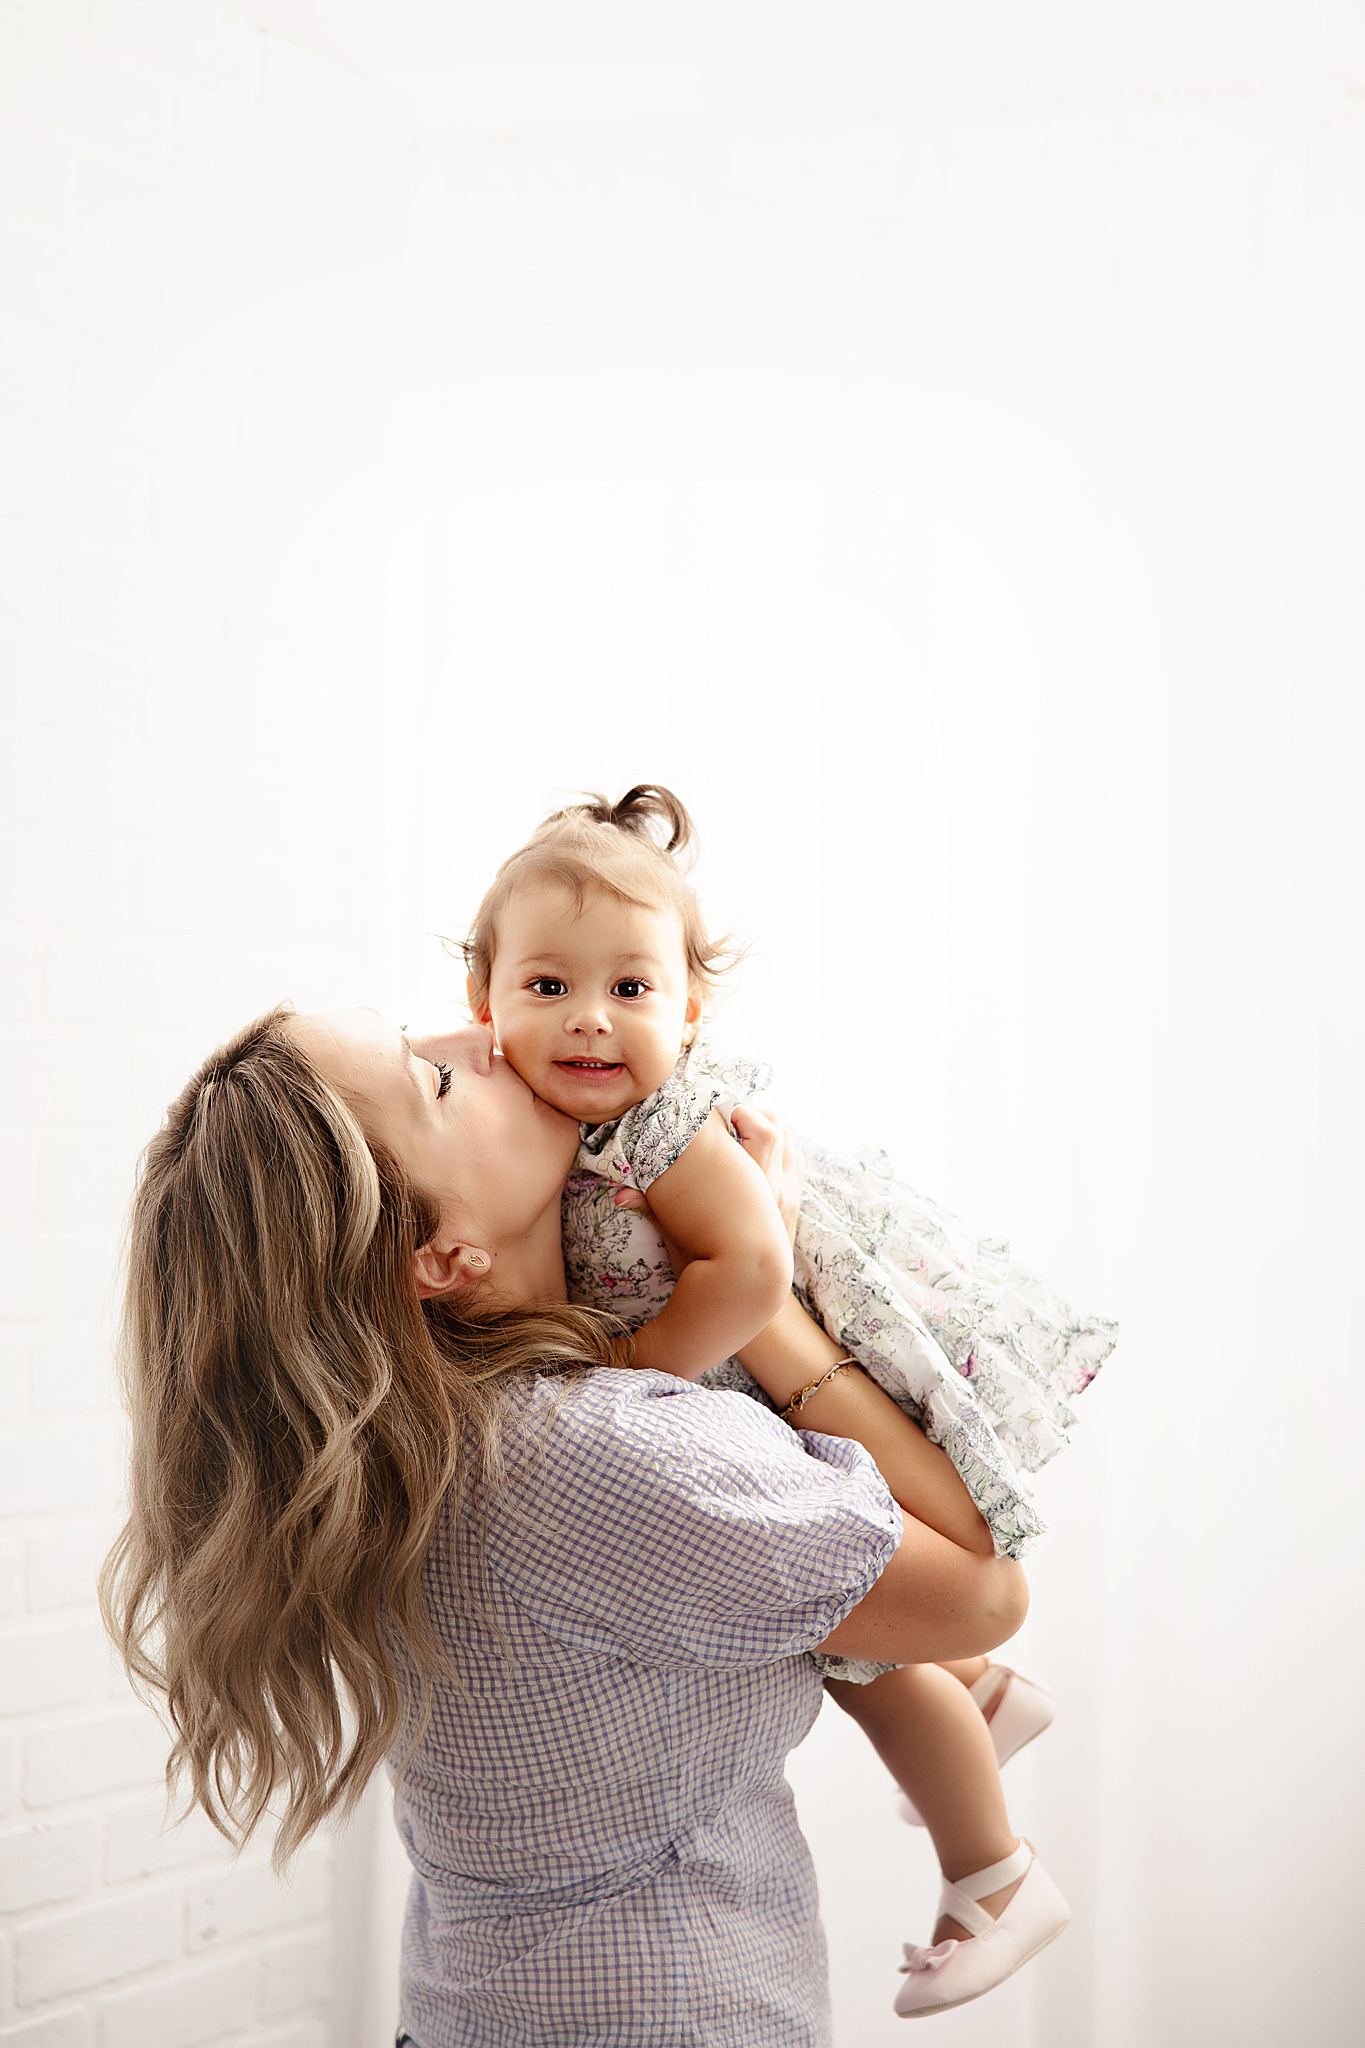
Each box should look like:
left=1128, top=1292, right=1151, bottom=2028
left=525, top=977, right=650, bottom=999
left=433, top=1060, right=452, bottom=1100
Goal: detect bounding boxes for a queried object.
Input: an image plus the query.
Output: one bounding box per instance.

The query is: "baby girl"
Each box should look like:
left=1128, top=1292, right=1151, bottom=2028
left=454, top=782, right=1119, bottom=2020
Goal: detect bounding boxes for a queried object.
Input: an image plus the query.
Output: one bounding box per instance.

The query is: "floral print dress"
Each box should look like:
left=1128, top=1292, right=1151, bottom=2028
left=562, top=1029, right=1119, bottom=1685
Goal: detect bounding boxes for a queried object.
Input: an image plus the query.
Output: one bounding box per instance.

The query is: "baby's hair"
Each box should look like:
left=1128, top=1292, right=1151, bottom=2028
left=455, top=783, right=752, bottom=1019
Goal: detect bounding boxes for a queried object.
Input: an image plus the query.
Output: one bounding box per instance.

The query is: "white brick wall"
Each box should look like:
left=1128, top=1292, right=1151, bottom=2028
left=0, top=1819, right=98, bottom=1917
left=1, top=4, right=417, bottom=2042
left=0, top=2012, right=94, bottom=2048
left=97, top=1958, right=256, bottom=2048
left=14, top=1889, right=179, bottom=2006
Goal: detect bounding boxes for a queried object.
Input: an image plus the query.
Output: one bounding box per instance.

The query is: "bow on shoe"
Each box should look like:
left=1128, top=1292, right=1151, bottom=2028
left=899, top=1937, right=961, bottom=1974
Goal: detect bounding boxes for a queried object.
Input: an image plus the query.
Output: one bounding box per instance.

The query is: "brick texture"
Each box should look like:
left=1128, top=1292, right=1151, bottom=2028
left=0, top=6, right=415, bottom=2043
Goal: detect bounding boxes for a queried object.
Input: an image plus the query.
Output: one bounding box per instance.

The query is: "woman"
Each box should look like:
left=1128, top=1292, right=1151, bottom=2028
left=100, top=1001, right=1027, bottom=2048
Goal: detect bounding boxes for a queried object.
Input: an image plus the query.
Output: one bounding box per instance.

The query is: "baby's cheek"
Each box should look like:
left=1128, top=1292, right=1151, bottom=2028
left=493, top=1039, right=562, bottom=1121
left=490, top=1020, right=540, bottom=1088
left=522, top=1065, right=585, bottom=1119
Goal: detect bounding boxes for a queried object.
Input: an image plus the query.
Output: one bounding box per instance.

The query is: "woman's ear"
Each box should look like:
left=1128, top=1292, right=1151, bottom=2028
left=413, top=1242, right=490, bottom=1301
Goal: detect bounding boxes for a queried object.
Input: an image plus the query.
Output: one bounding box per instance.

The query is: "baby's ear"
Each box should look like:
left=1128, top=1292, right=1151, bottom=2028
left=466, top=972, right=490, bottom=1024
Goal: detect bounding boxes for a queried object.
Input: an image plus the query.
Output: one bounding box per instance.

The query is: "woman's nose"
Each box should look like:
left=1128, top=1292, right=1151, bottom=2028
left=462, top=1022, right=496, bottom=1074
left=412, top=1023, right=494, bottom=1073
left=421, top=1019, right=497, bottom=1073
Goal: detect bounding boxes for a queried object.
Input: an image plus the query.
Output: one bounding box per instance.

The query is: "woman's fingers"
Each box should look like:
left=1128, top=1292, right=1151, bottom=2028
left=730, top=1102, right=776, bottom=1164
left=612, top=1105, right=805, bottom=1262
left=732, top=1102, right=805, bottom=1246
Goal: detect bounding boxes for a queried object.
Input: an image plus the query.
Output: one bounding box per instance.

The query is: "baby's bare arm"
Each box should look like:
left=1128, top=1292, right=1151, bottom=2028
left=621, top=1109, right=794, bottom=1379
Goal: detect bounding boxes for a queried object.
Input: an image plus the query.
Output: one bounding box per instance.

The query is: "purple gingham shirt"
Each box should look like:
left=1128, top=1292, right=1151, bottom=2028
left=385, top=1363, right=901, bottom=2048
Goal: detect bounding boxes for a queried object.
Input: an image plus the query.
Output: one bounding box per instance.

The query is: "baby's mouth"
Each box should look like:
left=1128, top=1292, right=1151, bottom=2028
left=555, top=1059, right=624, bottom=1077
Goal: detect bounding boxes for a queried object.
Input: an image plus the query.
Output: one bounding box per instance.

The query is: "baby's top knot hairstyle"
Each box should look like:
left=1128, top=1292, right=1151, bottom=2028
left=537, top=782, right=695, bottom=862
left=456, top=782, right=751, bottom=1021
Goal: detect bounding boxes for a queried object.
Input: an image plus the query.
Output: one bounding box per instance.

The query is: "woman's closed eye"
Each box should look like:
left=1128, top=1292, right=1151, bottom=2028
left=433, top=1060, right=452, bottom=1100
left=525, top=978, right=650, bottom=999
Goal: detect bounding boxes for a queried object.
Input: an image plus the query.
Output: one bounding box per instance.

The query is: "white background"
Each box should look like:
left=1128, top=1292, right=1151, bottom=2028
left=2, top=4, right=1362, bottom=2044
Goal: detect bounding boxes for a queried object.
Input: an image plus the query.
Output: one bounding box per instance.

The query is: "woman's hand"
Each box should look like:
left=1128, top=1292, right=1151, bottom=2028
left=730, top=1102, right=806, bottom=1248
left=611, top=1101, right=806, bottom=1269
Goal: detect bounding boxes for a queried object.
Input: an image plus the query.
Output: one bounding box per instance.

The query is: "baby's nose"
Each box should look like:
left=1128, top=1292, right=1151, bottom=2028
left=565, top=1002, right=611, bottom=1032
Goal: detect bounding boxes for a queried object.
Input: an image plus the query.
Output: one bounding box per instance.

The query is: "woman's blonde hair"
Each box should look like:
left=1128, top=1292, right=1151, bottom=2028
left=98, top=1003, right=628, bottom=1878
left=458, top=782, right=752, bottom=1017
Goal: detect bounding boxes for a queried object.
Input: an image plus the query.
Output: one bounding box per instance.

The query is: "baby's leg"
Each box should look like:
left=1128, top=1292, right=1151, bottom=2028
left=938, top=1655, right=992, bottom=1689
left=825, top=1666, right=1026, bottom=1943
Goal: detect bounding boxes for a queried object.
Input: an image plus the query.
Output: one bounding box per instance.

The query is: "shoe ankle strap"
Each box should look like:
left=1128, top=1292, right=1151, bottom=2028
left=947, top=1835, right=1033, bottom=1904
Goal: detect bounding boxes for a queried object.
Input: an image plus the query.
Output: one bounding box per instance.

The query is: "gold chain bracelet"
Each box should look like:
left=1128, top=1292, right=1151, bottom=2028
left=779, top=1354, right=857, bottom=1424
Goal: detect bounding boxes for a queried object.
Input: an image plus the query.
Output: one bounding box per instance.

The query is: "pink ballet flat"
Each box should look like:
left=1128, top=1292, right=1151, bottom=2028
left=893, top=1834, right=1070, bottom=2018
left=897, top=1664, right=1055, bottom=1828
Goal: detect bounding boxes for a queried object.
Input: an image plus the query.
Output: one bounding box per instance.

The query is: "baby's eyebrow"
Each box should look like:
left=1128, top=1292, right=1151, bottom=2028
left=512, top=955, right=667, bottom=969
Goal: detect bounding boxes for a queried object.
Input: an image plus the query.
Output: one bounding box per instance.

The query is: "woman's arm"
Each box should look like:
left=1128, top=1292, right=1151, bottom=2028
left=618, top=1104, right=1026, bottom=1663
left=727, top=1118, right=1029, bottom=1659
left=734, top=1292, right=996, bottom=1558
left=639, top=1102, right=999, bottom=1558
left=616, top=1109, right=794, bottom=1379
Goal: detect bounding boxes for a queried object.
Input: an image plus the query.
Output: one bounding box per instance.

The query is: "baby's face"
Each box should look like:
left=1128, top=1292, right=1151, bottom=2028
left=472, top=879, right=703, bottom=1123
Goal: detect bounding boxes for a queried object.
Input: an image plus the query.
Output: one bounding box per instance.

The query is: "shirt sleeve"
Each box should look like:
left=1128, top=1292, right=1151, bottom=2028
left=481, top=1368, right=903, bottom=1670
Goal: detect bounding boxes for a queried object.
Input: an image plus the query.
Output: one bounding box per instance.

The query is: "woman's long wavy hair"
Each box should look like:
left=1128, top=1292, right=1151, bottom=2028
left=98, top=1003, right=629, bottom=1878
